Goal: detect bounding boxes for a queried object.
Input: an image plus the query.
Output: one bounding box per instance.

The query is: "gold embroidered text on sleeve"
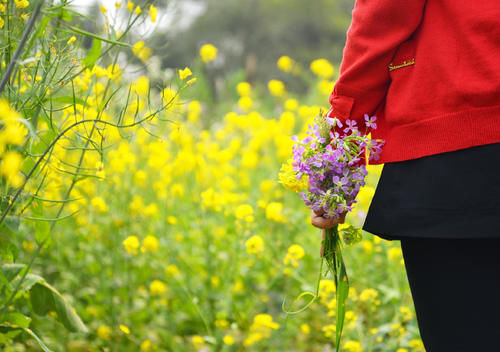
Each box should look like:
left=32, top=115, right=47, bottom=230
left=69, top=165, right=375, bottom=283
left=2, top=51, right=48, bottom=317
left=389, top=58, right=415, bottom=71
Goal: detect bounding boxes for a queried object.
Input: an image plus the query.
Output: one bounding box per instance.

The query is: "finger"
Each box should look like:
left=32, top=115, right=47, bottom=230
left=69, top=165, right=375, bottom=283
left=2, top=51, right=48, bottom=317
left=311, top=214, right=339, bottom=229
left=340, top=211, right=347, bottom=224
left=313, top=208, right=325, bottom=216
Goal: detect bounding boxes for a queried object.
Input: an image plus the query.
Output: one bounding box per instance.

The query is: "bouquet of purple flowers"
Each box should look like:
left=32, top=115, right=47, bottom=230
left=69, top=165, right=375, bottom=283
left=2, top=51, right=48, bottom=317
left=279, top=112, right=385, bottom=351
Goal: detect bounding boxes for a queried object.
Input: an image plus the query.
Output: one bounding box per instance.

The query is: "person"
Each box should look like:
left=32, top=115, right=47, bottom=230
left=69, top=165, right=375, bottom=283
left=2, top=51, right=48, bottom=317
left=310, top=0, right=500, bottom=350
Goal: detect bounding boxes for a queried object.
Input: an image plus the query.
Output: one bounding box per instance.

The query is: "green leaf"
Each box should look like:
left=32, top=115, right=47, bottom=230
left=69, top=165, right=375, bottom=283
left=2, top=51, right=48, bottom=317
left=4, top=215, right=20, bottom=233
left=36, top=17, right=52, bottom=38
left=12, top=273, right=45, bottom=293
left=0, top=269, right=9, bottom=287
left=2, top=312, right=32, bottom=328
left=1, top=263, right=27, bottom=282
left=50, top=95, right=85, bottom=106
left=23, top=328, right=53, bottom=352
left=27, top=129, right=58, bottom=159
left=60, top=8, right=72, bottom=22
left=30, top=282, right=88, bottom=333
left=0, top=325, right=53, bottom=352
left=82, top=38, right=102, bottom=70
left=0, top=326, right=23, bottom=343
left=335, top=249, right=349, bottom=352
left=0, top=241, right=18, bottom=262
left=35, top=220, right=51, bottom=245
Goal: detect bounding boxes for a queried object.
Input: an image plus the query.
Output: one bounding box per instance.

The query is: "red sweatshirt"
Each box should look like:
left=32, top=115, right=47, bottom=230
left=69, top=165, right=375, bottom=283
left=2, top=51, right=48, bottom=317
left=326, top=0, right=500, bottom=165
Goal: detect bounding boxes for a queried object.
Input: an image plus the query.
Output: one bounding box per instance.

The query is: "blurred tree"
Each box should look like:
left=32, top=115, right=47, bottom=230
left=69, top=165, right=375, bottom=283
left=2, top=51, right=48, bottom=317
left=148, top=0, right=355, bottom=93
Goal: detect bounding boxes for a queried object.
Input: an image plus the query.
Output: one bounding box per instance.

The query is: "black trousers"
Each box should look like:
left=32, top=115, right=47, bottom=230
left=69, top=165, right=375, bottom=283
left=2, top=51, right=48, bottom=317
left=400, top=237, right=500, bottom=351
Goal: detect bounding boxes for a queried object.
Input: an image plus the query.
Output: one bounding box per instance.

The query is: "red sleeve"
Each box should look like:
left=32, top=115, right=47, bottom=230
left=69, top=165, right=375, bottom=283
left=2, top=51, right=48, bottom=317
left=326, top=0, right=427, bottom=132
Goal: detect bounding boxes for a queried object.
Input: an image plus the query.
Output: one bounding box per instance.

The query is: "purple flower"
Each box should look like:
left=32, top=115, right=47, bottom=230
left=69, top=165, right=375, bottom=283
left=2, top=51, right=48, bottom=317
left=364, top=114, right=377, bottom=130
left=343, top=119, right=357, bottom=135
left=326, top=116, right=343, bottom=128
left=302, top=136, right=314, bottom=144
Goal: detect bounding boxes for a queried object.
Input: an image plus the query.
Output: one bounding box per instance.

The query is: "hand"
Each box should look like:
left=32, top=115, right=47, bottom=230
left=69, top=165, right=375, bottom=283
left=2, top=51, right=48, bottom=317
left=311, top=208, right=347, bottom=229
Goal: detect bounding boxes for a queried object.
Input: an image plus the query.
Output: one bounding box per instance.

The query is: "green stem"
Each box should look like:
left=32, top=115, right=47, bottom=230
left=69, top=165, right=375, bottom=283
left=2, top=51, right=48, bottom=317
left=0, top=0, right=45, bottom=96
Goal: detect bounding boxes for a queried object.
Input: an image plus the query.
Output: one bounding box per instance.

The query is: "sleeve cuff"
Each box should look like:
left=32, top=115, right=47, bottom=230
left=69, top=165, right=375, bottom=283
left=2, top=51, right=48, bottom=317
left=328, top=90, right=355, bottom=120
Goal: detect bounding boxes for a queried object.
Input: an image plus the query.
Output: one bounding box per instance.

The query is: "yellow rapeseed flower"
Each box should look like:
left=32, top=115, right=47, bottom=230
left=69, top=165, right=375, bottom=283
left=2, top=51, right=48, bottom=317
left=200, top=44, right=218, bottom=63
left=265, top=202, right=286, bottom=223
left=123, top=235, right=140, bottom=255
left=238, top=96, right=253, bottom=111
left=232, top=279, right=244, bottom=293
left=322, top=324, right=336, bottom=338
left=192, top=335, right=205, bottom=349
left=300, top=323, right=311, bottom=334
left=359, top=288, right=378, bottom=302
left=409, top=339, right=425, bottom=350
left=388, top=246, right=403, bottom=261
left=2, top=120, right=28, bottom=145
left=100, top=5, right=107, bottom=14
left=318, top=79, right=335, bottom=96
left=0, top=151, right=22, bottom=178
left=67, top=36, right=77, bottom=45
left=268, top=79, right=286, bottom=97
left=223, top=334, right=235, bottom=345
left=279, top=111, right=295, bottom=133
left=149, top=4, right=157, bottom=22
left=343, top=340, right=362, bottom=352
left=243, top=314, right=279, bottom=346
left=179, top=67, right=193, bottom=80
left=131, top=76, right=149, bottom=95
left=187, top=100, right=202, bottom=122
left=141, top=235, right=159, bottom=253
left=245, top=235, right=264, bottom=255
left=310, top=58, right=335, bottom=79
left=143, top=203, right=159, bottom=218
left=167, top=215, right=178, bottom=225
left=211, top=276, right=220, bottom=287
left=139, top=339, right=153, bottom=352
left=22, top=240, right=35, bottom=253
left=90, top=196, right=108, bottom=213
left=132, top=41, right=152, bottom=63
left=0, top=17, right=4, bottom=29
left=97, top=325, right=112, bottom=340
left=0, top=151, right=24, bottom=187
left=241, top=150, right=258, bottom=169
left=319, top=279, right=336, bottom=301
left=399, top=305, right=414, bottom=322
left=283, top=244, right=305, bottom=267
left=149, top=280, right=167, bottom=296
left=140, top=339, right=152, bottom=351
left=165, top=264, right=180, bottom=277
left=135, top=5, right=141, bottom=15
left=134, top=170, right=147, bottom=186
left=236, top=81, right=252, bottom=96
left=362, top=239, right=373, bottom=254
left=235, top=204, right=254, bottom=222
left=127, top=1, right=134, bottom=12
left=171, top=183, right=184, bottom=197
left=277, top=55, right=295, bottom=72
left=284, top=98, right=299, bottom=111
left=14, top=0, right=29, bottom=9
left=119, top=324, right=130, bottom=334
left=278, top=158, right=307, bottom=193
